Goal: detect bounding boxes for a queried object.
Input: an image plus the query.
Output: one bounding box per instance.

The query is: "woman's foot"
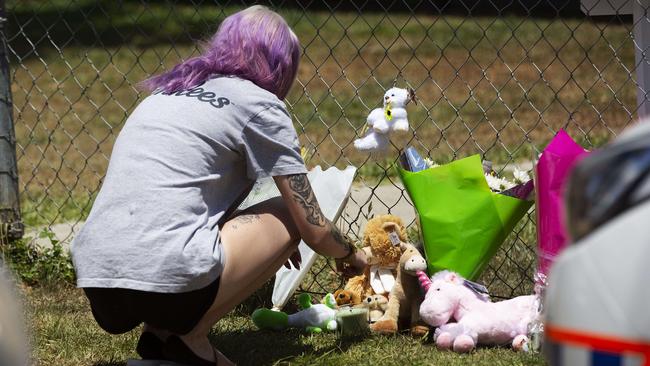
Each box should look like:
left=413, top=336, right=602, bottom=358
left=164, top=334, right=234, bottom=366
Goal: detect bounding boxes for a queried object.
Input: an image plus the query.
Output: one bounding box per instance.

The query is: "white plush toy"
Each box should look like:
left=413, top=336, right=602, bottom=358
left=354, top=87, right=416, bottom=152
left=252, top=293, right=338, bottom=333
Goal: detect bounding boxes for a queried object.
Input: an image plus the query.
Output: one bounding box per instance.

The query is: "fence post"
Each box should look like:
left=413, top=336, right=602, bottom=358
left=0, top=4, right=23, bottom=241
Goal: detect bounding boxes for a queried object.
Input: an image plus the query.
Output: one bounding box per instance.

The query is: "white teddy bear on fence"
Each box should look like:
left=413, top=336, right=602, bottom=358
left=354, top=87, right=416, bottom=152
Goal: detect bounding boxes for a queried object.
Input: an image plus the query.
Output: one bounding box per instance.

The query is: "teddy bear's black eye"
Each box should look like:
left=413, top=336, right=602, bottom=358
left=367, top=298, right=372, bottom=303
left=339, top=294, right=345, bottom=298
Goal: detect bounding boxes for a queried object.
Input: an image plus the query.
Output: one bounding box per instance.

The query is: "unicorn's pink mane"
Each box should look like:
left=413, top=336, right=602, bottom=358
left=417, top=270, right=431, bottom=292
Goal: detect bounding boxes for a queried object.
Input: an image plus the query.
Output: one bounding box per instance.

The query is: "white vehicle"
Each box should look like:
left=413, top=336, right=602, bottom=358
left=544, top=121, right=650, bottom=366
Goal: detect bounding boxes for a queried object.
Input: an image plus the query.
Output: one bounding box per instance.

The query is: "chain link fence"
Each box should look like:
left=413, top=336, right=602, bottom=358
left=3, top=0, right=644, bottom=298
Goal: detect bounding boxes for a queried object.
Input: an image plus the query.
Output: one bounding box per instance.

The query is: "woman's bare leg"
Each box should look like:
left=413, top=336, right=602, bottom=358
left=178, top=196, right=301, bottom=364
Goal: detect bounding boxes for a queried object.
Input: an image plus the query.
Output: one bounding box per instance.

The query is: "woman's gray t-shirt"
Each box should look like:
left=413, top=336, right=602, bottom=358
left=71, top=76, right=307, bottom=293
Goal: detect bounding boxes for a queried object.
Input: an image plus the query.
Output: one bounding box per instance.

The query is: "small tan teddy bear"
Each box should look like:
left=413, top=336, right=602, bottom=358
left=362, top=294, right=388, bottom=323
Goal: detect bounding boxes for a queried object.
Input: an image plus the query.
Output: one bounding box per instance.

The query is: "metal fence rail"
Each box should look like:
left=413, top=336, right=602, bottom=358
left=4, top=0, right=643, bottom=298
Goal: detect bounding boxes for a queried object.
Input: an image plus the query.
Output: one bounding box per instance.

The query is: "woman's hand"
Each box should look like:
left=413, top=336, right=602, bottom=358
left=335, top=246, right=367, bottom=278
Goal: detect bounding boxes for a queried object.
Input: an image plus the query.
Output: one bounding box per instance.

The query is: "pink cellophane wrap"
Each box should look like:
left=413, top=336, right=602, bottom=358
left=535, top=129, right=588, bottom=277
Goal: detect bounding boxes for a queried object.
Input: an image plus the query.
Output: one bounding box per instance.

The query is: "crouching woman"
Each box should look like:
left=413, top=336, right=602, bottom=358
left=71, top=6, right=366, bottom=365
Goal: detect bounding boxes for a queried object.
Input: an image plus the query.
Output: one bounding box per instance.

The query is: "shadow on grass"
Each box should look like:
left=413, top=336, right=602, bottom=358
left=212, top=328, right=363, bottom=366
left=88, top=333, right=363, bottom=366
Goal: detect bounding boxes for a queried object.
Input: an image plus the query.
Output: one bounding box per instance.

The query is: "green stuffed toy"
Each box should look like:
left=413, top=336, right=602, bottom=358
left=252, top=293, right=338, bottom=333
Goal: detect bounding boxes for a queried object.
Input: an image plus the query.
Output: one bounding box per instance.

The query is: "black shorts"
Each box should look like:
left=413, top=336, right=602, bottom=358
left=83, top=277, right=221, bottom=335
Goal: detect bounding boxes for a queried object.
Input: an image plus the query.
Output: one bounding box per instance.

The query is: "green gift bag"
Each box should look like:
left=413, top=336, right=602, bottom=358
left=398, top=154, right=533, bottom=280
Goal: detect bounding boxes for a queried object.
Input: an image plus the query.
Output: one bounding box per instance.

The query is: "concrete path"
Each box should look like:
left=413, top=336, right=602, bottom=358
left=24, top=160, right=532, bottom=248
left=25, top=222, right=85, bottom=250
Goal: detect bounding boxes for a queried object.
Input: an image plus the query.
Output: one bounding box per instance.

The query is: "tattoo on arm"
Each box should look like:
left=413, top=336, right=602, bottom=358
left=330, top=224, right=353, bottom=255
left=287, top=174, right=326, bottom=227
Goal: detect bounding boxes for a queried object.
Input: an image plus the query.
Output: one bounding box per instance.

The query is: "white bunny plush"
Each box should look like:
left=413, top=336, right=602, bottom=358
left=354, top=87, right=415, bottom=152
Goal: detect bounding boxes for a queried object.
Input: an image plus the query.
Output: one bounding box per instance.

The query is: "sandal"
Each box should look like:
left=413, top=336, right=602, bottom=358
left=136, top=331, right=166, bottom=360
left=163, top=335, right=218, bottom=366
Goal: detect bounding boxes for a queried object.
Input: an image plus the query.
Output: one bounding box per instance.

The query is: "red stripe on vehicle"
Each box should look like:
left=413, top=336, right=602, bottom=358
left=546, top=324, right=650, bottom=366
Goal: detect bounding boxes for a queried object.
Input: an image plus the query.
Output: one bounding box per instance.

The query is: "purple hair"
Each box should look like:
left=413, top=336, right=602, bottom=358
left=141, top=6, right=300, bottom=99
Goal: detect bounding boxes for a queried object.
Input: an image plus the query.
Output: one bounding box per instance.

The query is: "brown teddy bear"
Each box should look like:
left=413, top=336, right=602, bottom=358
left=344, top=214, right=407, bottom=300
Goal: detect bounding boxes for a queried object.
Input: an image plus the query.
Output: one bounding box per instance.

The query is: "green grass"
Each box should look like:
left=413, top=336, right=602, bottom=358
left=25, top=285, right=547, bottom=366
left=7, top=2, right=635, bottom=225
left=9, top=218, right=539, bottom=364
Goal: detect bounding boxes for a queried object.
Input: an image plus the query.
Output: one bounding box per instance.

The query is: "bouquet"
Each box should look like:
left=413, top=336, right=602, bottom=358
left=398, top=148, right=533, bottom=280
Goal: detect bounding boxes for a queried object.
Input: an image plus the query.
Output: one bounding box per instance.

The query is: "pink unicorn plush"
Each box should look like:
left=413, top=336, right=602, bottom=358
left=417, top=270, right=538, bottom=353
